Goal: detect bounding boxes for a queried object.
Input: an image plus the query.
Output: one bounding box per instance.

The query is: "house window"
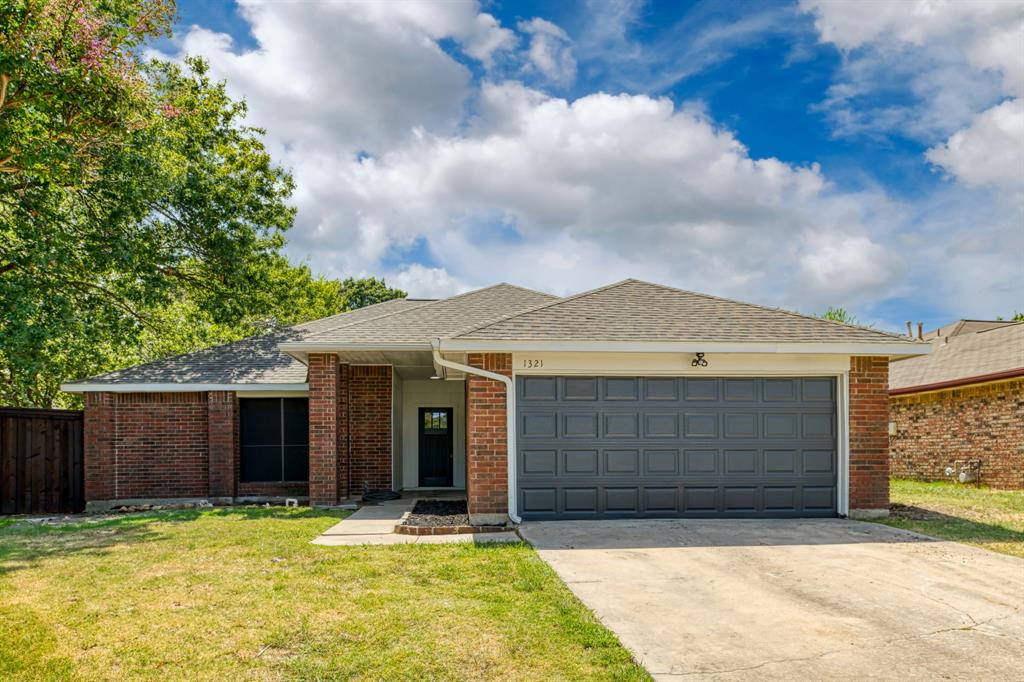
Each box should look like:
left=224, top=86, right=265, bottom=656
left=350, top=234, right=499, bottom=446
left=239, top=398, right=309, bottom=482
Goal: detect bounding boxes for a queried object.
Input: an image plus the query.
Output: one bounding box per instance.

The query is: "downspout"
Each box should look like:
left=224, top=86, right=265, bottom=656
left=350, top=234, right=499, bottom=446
left=431, top=340, right=520, bottom=524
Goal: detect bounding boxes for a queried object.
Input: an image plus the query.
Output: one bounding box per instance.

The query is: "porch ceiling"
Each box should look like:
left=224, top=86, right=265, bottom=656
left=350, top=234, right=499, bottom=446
left=334, top=349, right=439, bottom=379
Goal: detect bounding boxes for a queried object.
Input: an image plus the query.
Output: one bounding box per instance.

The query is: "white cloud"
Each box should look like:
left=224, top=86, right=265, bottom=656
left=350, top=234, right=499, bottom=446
left=927, top=98, right=1024, bottom=189
left=801, top=0, right=1023, bottom=318
left=390, top=265, right=469, bottom=299
left=287, top=82, right=905, bottom=309
left=519, top=18, right=577, bottom=85
left=156, top=0, right=1021, bottom=323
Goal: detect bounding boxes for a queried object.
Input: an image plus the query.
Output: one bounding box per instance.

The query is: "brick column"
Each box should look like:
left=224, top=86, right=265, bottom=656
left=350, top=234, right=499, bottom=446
left=84, top=392, right=116, bottom=504
left=349, top=366, right=393, bottom=493
left=849, top=356, right=890, bottom=518
left=465, top=353, right=512, bottom=525
left=337, top=363, right=350, bottom=500
left=309, top=353, right=340, bottom=506
left=207, top=391, right=238, bottom=500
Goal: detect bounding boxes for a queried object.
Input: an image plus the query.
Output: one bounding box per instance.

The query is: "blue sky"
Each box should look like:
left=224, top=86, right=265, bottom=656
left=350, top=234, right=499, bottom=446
left=161, top=0, right=1023, bottom=332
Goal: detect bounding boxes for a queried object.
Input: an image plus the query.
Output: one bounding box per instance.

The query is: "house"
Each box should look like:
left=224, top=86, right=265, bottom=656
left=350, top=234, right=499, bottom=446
left=62, top=279, right=928, bottom=521
left=890, top=320, right=1024, bottom=489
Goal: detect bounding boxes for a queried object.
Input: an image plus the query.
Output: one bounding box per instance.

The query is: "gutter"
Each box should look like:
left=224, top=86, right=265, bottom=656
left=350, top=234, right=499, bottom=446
left=889, top=368, right=1024, bottom=396
left=435, top=339, right=931, bottom=357
left=431, top=340, right=520, bottom=524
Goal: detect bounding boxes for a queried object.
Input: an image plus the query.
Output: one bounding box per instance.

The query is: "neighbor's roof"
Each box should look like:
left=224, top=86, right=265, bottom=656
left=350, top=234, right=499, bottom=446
left=455, top=279, right=921, bottom=345
left=62, top=298, right=431, bottom=387
left=290, top=283, right=558, bottom=345
left=890, top=322, right=1024, bottom=393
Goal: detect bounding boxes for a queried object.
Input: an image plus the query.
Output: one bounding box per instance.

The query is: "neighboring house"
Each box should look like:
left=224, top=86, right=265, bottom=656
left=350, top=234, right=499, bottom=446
left=890, top=320, right=1024, bottom=489
left=62, top=279, right=927, bottom=521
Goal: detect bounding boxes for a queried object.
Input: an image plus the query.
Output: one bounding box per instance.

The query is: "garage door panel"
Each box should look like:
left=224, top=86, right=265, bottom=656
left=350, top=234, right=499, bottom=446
left=604, top=377, right=639, bottom=400
left=644, top=378, right=678, bottom=400
left=517, top=376, right=837, bottom=519
left=563, top=413, right=598, bottom=438
left=563, top=450, right=598, bottom=475
left=646, top=449, right=681, bottom=474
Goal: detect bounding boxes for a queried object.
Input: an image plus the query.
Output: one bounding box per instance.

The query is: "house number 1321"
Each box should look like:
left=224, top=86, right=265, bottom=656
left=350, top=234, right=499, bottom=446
left=522, top=359, right=544, bottom=368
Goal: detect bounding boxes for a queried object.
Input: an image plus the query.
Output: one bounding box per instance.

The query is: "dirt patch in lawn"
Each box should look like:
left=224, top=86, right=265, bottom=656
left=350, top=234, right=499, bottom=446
left=889, top=503, right=947, bottom=521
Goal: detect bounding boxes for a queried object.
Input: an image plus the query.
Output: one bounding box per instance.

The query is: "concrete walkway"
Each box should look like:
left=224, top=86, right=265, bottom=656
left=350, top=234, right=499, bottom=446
left=312, top=497, right=519, bottom=545
left=521, top=518, right=1024, bottom=681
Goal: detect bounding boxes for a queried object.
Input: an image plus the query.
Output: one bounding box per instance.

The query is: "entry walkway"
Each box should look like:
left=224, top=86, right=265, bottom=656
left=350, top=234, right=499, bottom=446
left=312, top=496, right=519, bottom=545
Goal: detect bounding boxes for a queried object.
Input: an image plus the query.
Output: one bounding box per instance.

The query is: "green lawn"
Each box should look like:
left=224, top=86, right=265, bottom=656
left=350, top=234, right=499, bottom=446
left=0, top=508, right=648, bottom=681
left=878, top=479, right=1024, bottom=559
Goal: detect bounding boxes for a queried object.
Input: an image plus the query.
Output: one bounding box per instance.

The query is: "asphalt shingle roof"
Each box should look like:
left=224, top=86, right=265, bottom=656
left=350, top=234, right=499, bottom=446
left=63, top=298, right=429, bottom=386
left=456, top=279, right=921, bottom=345
left=65, top=279, right=927, bottom=389
left=295, top=283, right=558, bottom=344
left=64, top=285, right=556, bottom=386
left=890, top=322, right=1024, bottom=391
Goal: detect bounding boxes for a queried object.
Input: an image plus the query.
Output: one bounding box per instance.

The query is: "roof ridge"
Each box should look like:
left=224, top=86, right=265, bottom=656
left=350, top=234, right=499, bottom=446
left=632, top=279, right=918, bottom=343
left=303, top=282, right=558, bottom=340
left=452, top=279, right=634, bottom=338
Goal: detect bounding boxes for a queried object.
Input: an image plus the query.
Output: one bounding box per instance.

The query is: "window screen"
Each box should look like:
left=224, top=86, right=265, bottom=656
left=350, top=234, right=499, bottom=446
left=240, top=398, right=309, bottom=482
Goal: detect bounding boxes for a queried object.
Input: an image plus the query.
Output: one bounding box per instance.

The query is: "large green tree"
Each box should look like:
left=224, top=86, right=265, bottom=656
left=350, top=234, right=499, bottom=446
left=0, top=1, right=405, bottom=406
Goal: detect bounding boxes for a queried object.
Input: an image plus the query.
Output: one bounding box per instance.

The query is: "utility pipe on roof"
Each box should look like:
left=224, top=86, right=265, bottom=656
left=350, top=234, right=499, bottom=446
left=431, top=340, right=520, bottom=524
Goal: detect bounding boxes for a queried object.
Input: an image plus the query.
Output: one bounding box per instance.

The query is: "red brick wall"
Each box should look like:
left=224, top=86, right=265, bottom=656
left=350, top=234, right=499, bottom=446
left=207, top=391, right=237, bottom=498
left=348, top=365, right=393, bottom=493
left=890, top=379, right=1024, bottom=489
left=84, top=392, right=116, bottom=501
left=84, top=390, right=311, bottom=503
left=111, top=393, right=209, bottom=499
left=465, top=353, right=511, bottom=517
left=849, top=356, right=890, bottom=513
left=237, top=481, right=309, bottom=497
left=308, top=358, right=393, bottom=505
left=308, top=353, right=340, bottom=505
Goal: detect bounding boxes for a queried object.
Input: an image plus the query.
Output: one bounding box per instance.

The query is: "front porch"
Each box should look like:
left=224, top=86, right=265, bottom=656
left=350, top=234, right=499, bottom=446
left=305, top=351, right=512, bottom=523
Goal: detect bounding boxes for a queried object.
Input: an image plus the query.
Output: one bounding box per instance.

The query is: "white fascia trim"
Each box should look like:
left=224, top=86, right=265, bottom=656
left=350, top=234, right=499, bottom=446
left=837, top=371, right=850, bottom=517
left=60, top=382, right=309, bottom=394
left=438, top=339, right=929, bottom=356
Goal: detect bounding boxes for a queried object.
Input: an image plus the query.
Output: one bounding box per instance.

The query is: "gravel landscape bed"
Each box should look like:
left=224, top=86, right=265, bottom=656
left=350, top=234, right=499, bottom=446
left=404, top=500, right=470, bottom=527
left=395, top=500, right=509, bottom=535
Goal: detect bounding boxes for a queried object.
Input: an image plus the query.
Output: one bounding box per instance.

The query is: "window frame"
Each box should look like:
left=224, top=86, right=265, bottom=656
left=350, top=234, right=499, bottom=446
left=239, top=397, right=309, bottom=483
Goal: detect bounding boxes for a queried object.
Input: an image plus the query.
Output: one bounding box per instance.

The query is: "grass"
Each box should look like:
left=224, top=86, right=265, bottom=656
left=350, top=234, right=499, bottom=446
left=0, top=508, right=648, bottom=681
left=878, top=479, right=1024, bottom=559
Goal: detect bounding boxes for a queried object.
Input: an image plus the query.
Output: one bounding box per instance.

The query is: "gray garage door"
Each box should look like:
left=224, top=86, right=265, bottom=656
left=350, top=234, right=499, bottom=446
left=516, top=376, right=837, bottom=519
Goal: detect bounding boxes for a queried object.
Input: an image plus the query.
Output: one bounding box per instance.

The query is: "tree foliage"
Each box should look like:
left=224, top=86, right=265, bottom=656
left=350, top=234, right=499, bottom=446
left=818, top=306, right=860, bottom=326
left=0, top=1, right=405, bottom=406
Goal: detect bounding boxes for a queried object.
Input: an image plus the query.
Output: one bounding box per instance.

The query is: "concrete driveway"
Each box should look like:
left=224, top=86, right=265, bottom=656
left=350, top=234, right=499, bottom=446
left=520, top=519, right=1023, bottom=681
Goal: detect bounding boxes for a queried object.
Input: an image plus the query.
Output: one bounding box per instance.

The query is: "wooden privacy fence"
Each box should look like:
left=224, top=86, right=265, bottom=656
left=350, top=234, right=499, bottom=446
left=0, top=407, right=84, bottom=514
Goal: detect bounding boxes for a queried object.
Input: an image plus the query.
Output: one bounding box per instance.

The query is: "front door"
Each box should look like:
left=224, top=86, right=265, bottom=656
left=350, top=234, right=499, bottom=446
left=418, top=407, right=454, bottom=487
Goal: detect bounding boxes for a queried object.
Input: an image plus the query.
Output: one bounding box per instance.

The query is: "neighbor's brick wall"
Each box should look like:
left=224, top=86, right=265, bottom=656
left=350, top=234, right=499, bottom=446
left=849, top=357, right=890, bottom=512
left=308, top=353, right=340, bottom=505
left=110, top=393, right=209, bottom=499
left=890, top=379, right=1024, bottom=489
left=348, top=365, right=393, bottom=493
left=465, top=353, right=511, bottom=517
